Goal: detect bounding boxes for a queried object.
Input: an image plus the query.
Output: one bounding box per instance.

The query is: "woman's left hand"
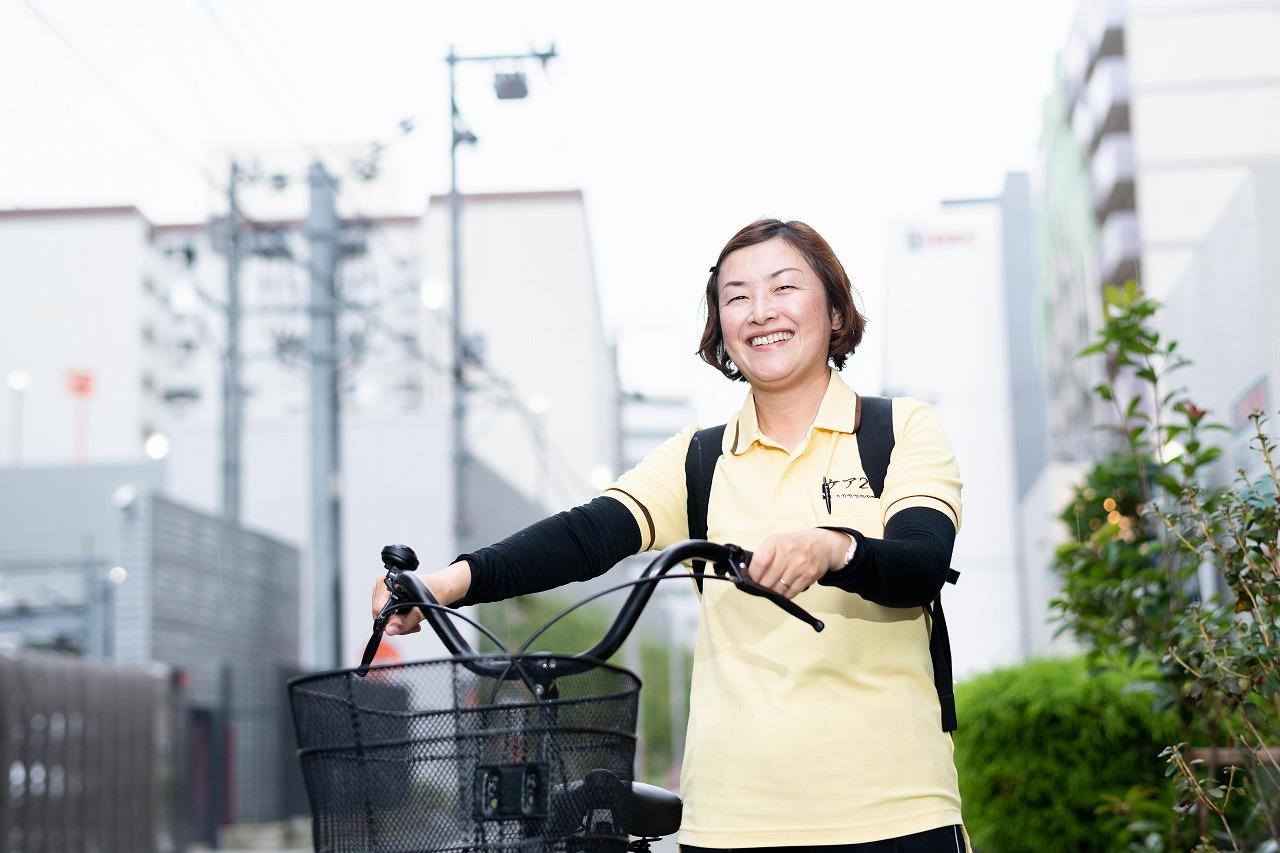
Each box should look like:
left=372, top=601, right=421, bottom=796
left=747, top=528, right=851, bottom=600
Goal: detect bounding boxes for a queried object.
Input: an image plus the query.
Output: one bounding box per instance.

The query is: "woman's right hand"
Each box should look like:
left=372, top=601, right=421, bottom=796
left=371, top=560, right=473, bottom=636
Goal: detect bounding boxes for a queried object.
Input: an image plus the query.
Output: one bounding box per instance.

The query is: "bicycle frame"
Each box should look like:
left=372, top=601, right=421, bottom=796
left=294, top=539, right=824, bottom=852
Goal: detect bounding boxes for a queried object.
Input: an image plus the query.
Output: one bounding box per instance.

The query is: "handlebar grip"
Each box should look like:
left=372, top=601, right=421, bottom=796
left=711, top=546, right=824, bottom=632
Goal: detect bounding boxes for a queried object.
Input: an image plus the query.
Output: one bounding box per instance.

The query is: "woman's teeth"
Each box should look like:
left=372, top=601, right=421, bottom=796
left=750, top=331, right=793, bottom=347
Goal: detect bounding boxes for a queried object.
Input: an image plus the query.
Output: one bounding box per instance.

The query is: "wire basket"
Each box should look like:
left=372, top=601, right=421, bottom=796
left=289, top=655, right=641, bottom=852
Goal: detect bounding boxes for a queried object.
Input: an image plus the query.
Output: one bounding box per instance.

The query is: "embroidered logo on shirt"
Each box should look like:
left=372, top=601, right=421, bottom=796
left=820, top=475, right=874, bottom=513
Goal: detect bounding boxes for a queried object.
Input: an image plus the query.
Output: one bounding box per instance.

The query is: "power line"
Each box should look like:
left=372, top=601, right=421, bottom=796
left=15, top=0, right=335, bottom=248
left=194, top=0, right=423, bottom=222
left=16, top=0, right=227, bottom=197
left=193, top=0, right=331, bottom=168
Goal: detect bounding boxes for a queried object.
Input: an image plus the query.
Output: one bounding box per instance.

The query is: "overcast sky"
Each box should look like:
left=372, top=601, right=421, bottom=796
left=2, top=0, right=1075, bottom=422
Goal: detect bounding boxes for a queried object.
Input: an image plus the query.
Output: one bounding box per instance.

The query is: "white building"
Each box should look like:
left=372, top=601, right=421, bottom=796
left=1159, top=163, right=1280, bottom=483
left=1061, top=0, right=1280, bottom=301
left=0, top=189, right=620, bottom=665
left=1026, top=0, right=1280, bottom=661
left=883, top=176, right=1071, bottom=677
left=0, top=207, right=163, bottom=466
left=423, top=190, right=621, bottom=519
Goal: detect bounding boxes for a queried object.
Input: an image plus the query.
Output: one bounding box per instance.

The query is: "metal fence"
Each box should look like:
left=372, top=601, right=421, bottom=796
left=0, top=649, right=179, bottom=852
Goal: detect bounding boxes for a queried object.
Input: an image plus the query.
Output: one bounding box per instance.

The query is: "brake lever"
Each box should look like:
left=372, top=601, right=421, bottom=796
left=712, top=544, right=825, bottom=632
left=357, top=544, right=424, bottom=676
left=357, top=570, right=403, bottom=676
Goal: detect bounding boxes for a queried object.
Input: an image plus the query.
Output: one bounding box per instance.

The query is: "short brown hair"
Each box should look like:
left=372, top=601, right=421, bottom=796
left=698, top=219, right=865, bottom=381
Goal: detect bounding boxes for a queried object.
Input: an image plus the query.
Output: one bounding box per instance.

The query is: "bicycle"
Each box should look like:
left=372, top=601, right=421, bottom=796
left=288, top=539, right=824, bottom=852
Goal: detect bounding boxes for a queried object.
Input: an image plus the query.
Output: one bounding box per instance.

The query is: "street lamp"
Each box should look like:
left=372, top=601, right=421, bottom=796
left=445, top=43, right=557, bottom=552
left=6, top=369, right=31, bottom=466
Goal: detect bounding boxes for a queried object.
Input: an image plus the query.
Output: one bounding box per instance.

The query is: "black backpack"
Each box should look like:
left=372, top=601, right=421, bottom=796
left=682, top=396, right=960, bottom=732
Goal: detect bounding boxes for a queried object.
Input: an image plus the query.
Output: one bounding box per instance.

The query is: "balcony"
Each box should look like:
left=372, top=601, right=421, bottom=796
left=1064, top=0, right=1126, bottom=112
left=1091, top=132, right=1135, bottom=219
left=1099, top=210, right=1140, bottom=286
left=1080, top=56, right=1130, bottom=153
left=1080, top=0, right=1126, bottom=75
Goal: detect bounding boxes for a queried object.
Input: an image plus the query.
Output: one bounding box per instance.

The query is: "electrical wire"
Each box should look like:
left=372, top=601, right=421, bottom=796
left=193, top=0, right=333, bottom=169
left=16, top=0, right=227, bottom=197
left=24, top=0, right=592, bottom=500
left=16, top=0, right=353, bottom=279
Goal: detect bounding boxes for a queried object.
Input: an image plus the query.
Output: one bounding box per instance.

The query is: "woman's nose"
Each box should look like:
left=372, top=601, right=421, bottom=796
left=750, top=294, right=777, bottom=323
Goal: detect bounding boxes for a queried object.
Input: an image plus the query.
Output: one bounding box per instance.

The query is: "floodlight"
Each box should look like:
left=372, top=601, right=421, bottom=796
left=493, top=72, right=528, bottom=100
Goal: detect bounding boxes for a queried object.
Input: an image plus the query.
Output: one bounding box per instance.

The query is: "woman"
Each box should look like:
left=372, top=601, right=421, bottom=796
left=374, top=219, right=968, bottom=851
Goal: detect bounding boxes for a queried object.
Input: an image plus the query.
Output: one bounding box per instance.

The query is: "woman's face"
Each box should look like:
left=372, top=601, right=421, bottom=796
left=717, top=237, right=837, bottom=392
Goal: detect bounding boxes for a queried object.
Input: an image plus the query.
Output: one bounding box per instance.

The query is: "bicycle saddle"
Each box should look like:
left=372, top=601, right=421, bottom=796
left=629, top=781, right=682, bottom=838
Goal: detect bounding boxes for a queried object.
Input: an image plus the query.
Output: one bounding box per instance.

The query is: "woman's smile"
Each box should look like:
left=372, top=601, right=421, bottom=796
left=749, top=330, right=794, bottom=348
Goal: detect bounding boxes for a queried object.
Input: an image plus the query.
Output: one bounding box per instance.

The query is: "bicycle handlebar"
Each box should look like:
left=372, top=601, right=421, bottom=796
left=357, top=540, right=824, bottom=678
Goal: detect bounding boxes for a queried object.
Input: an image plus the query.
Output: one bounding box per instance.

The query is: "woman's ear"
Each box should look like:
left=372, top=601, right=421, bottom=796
left=831, top=309, right=843, bottom=331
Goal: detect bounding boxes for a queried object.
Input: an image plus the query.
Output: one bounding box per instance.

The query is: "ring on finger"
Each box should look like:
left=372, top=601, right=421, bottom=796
left=777, top=578, right=791, bottom=588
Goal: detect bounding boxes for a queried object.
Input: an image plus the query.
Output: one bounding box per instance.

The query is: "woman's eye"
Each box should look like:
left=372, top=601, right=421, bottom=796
left=724, top=294, right=746, bottom=305
left=776, top=284, right=795, bottom=292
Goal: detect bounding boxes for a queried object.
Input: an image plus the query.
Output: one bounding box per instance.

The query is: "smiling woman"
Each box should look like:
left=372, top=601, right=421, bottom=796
left=700, top=219, right=865, bottom=387
left=699, top=220, right=867, bottom=452
left=375, top=217, right=969, bottom=851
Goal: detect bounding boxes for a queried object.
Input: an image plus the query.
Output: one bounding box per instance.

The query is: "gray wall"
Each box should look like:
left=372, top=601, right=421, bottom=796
left=115, top=489, right=301, bottom=824
left=1001, top=173, right=1051, bottom=500
left=1160, top=163, right=1280, bottom=485
left=0, top=461, right=163, bottom=559
left=0, top=462, right=163, bottom=655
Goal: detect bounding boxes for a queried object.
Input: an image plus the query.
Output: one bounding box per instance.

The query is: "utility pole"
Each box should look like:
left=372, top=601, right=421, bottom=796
left=223, top=160, right=244, bottom=523
left=447, top=48, right=468, bottom=551
left=308, top=161, right=343, bottom=668
left=445, top=42, right=556, bottom=554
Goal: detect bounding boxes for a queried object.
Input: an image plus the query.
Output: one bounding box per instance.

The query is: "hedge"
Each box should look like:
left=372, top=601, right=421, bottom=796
left=954, top=657, right=1179, bottom=852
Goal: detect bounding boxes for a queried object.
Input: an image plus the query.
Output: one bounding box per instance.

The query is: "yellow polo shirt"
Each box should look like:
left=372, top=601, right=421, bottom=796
left=604, top=370, right=964, bottom=847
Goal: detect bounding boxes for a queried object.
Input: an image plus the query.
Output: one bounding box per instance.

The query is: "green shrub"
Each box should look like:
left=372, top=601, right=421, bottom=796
left=954, top=657, right=1179, bottom=852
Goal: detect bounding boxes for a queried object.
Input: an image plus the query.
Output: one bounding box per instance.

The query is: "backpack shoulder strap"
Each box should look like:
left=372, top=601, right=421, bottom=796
left=861, top=395, right=959, bottom=731
left=927, top=596, right=959, bottom=732
left=685, top=425, right=726, bottom=593
left=855, top=395, right=894, bottom=498
left=861, top=396, right=960, bottom=584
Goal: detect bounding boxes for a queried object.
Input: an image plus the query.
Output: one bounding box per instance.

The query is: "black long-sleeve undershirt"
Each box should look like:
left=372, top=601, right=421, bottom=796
left=816, top=507, right=956, bottom=607
left=457, top=496, right=955, bottom=608
left=456, top=496, right=640, bottom=607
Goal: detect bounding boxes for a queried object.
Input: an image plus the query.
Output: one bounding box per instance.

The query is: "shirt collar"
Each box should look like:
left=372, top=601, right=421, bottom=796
left=726, top=370, right=861, bottom=456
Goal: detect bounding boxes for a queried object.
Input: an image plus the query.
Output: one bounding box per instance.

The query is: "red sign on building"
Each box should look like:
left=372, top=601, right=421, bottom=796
left=66, top=370, right=94, bottom=398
